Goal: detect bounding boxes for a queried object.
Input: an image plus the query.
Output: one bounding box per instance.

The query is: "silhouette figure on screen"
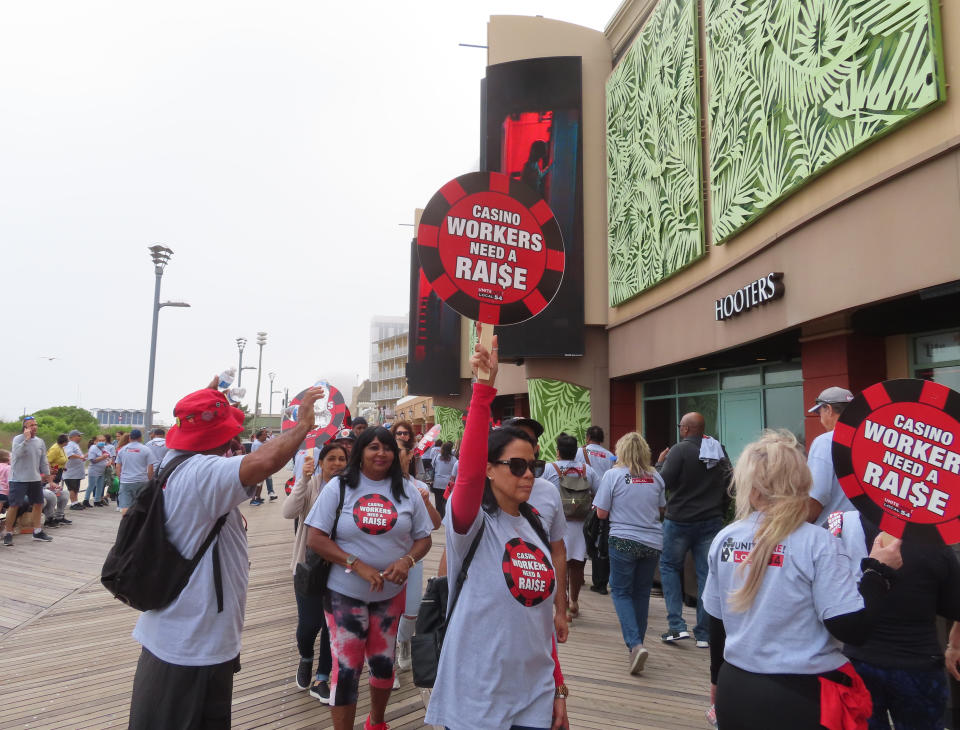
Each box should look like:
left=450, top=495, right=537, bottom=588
left=521, top=140, right=554, bottom=198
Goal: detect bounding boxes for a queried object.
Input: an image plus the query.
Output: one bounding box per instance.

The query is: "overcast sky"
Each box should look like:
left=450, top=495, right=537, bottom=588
left=0, top=0, right=620, bottom=423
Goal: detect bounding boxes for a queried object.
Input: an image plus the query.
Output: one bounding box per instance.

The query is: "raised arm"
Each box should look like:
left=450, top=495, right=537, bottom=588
left=449, top=334, right=498, bottom=534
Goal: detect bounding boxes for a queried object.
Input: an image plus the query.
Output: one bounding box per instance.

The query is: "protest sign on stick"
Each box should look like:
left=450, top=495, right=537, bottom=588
left=832, top=379, right=960, bottom=544
left=281, top=380, right=347, bottom=449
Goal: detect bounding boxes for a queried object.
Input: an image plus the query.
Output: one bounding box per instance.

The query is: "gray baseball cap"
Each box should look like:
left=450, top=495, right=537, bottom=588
left=808, top=387, right=854, bottom=413
left=68, top=429, right=83, bottom=437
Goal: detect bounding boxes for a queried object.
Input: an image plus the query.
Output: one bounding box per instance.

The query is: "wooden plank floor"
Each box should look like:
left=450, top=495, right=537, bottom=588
left=0, top=469, right=712, bottom=729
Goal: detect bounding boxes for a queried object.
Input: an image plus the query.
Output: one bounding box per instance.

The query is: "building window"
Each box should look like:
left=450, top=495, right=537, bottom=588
left=913, top=329, right=960, bottom=392
left=642, top=361, right=803, bottom=463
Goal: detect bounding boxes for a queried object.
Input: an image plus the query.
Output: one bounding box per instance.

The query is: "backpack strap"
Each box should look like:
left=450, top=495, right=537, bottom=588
left=582, top=448, right=592, bottom=467
left=155, top=452, right=194, bottom=488
left=329, top=478, right=348, bottom=541
left=444, top=520, right=486, bottom=628
left=551, top=462, right=562, bottom=478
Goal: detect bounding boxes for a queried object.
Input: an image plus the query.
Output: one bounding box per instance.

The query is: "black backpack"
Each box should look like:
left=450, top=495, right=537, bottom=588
left=101, top=453, right=229, bottom=612
left=411, top=521, right=485, bottom=689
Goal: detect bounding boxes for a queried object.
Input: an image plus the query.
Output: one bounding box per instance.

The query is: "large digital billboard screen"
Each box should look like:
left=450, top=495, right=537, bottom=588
left=483, top=56, right=584, bottom=357
left=407, top=238, right=462, bottom=396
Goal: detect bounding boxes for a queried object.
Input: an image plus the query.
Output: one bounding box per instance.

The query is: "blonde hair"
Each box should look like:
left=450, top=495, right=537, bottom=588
left=613, top=431, right=654, bottom=476
left=728, top=429, right=811, bottom=612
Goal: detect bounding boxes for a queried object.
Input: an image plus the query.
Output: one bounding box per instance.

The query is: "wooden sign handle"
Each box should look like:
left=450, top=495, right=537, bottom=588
left=477, top=321, right=494, bottom=381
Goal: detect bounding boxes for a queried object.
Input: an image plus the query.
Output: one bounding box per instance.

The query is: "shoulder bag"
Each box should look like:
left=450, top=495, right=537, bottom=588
left=294, top=478, right=347, bottom=597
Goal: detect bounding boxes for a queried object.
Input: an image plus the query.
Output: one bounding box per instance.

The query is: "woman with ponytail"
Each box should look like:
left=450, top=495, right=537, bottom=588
left=592, top=431, right=666, bottom=675
left=426, top=333, right=569, bottom=730
left=702, top=430, right=903, bottom=730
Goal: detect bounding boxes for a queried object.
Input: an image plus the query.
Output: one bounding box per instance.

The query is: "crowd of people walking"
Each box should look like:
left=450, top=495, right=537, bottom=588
left=7, top=358, right=960, bottom=730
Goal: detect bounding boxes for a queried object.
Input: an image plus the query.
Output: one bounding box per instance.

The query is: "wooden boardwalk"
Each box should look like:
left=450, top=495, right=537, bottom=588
left=0, top=469, right=712, bottom=729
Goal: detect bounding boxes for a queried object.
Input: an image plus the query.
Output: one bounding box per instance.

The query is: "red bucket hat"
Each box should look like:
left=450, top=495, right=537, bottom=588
left=165, top=388, right=245, bottom=452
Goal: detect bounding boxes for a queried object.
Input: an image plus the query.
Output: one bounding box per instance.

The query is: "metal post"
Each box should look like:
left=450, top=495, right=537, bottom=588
left=253, top=332, right=267, bottom=431
left=144, top=267, right=163, bottom=433
left=269, top=372, right=276, bottom=414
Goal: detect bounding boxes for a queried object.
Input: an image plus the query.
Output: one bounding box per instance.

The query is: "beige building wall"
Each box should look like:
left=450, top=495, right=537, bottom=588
left=606, top=0, right=960, bottom=377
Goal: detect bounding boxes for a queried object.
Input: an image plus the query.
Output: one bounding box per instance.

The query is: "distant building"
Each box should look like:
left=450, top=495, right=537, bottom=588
left=369, top=316, right=408, bottom=421
left=91, top=408, right=156, bottom=428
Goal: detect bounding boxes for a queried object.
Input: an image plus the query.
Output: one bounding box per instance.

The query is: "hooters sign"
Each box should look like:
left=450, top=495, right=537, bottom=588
left=417, top=171, right=565, bottom=325
left=832, top=379, right=960, bottom=544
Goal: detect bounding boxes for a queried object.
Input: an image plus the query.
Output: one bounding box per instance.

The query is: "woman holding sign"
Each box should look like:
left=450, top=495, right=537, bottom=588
left=702, top=430, right=903, bottom=730
left=426, top=337, right=568, bottom=730
left=304, top=428, right=433, bottom=730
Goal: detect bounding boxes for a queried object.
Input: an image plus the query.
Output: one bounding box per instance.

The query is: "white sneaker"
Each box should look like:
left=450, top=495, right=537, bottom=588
left=696, top=640, right=709, bottom=649
left=629, top=645, right=648, bottom=675
left=393, top=674, right=400, bottom=689
left=396, top=639, right=412, bottom=671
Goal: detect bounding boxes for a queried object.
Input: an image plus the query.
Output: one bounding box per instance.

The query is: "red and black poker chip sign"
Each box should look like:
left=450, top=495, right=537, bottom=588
left=832, top=379, right=960, bottom=544
left=501, top=537, right=555, bottom=607
left=353, top=494, right=398, bottom=535
left=417, top=171, right=565, bottom=325
left=281, top=383, right=347, bottom=450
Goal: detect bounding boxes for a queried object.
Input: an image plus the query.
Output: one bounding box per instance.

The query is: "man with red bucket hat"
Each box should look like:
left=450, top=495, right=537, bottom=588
left=128, top=376, right=326, bottom=730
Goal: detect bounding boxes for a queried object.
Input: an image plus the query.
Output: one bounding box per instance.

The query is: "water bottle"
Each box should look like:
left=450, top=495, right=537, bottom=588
left=312, top=380, right=332, bottom=427
left=218, top=367, right=237, bottom=390
left=226, top=386, right=245, bottom=404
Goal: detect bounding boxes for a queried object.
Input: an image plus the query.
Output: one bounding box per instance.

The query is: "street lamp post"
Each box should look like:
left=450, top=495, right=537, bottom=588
left=145, top=245, right=190, bottom=433
left=253, top=332, right=267, bottom=431
left=269, top=372, right=281, bottom=415
left=236, top=337, right=247, bottom=386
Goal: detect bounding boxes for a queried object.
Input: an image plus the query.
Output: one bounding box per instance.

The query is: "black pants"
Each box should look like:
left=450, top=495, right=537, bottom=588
left=129, top=647, right=238, bottom=730
left=591, top=555, right=609, bottom=588
left=717, top=662, right=823, bottom=730
left=295, top=588, right=332, bottom=678
left=431, top=488, right=447, bottom=518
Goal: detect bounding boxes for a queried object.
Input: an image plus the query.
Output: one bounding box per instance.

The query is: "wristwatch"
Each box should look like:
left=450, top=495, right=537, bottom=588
left=344, top=554, right=358, bottom=573
left=554, top=683, right=569, bottom=699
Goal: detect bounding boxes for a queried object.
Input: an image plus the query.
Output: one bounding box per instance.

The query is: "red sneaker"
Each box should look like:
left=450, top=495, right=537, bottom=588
left=363, top=718, right=390, bottom=730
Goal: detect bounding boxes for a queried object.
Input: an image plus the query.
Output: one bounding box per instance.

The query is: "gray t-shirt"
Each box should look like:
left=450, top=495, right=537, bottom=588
left=808, top=430, right=854, bottom=526
left=426, top=508, right=556, bottom=730
left=305, top=473, right=433, bottom=604
left=528, top=476, right=565, bottom=543
left=146, top=437, right=168, bottom=471
left=63, top=440, right=86, bottom=479
left=576, top=444, right=615, bottom=478
left=432, top=456, right=458, bottom=493
left=702, top=512, right=863, bottom=675
left=132, top=451, right=251, bottom=665
left=87, top=444, right=108, bottom=477
left=116, top=442, right=155, bottom=483
left=10, top=433, right=49, bottom=482
left=592, top=466, right=666, bottom=549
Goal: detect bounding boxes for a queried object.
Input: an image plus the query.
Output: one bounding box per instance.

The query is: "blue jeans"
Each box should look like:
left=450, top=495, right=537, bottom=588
left=659, top=517, right=723, bottom=641
left=852, top=660, right=947, bottom=730
left=608, top=541, right=659, bottom=650
left=84, top=474, right=105, bottom=503
left=265, top=476, right=275, bottom=495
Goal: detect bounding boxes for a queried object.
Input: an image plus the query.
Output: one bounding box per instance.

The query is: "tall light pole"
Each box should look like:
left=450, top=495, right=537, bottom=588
left=236, top=337, right=247, bottom=386
left=145, top=245, right=189, bottom=432
left=269, top=372, right=281, bottom=414
left=253, top=331, right=267, bottom=431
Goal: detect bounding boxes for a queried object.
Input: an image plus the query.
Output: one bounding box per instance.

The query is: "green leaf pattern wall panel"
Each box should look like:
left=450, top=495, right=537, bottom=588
left=707, top=0, right=946, bottom=243
left=527, top=379, right=591, bottom=463
left=606, top=0, right=705, bottom=306
left=433, top=406, right=465, bottom=445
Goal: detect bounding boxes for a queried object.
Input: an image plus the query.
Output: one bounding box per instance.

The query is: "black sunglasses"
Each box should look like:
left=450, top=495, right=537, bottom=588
left=493, top=458, right=545, bottom=478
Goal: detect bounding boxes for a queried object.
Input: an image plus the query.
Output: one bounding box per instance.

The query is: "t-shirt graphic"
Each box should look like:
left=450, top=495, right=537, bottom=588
left=720, top=537, right=785, bottom=566
left=501, top=538, right=555, bottom=607
left=353, top=493, right=398, bottom=535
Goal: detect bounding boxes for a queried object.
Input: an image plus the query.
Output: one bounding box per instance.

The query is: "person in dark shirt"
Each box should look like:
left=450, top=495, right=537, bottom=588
left=834, top=511, right=960, bottom=729
left=655, top=412, right=731, bottom=646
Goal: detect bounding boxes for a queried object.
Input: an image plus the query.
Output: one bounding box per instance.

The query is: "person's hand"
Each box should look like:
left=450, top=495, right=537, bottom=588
left=470, top=326, right=499, bottom=386
left=297, top=386, right=326, bottom=431
left=355, top=561, right=385, bottom=592
left=206, top=374, right=220, bottom=390
left=657, top=447, right=670, bottom=464
left=302, top=455, right=315, bottom=480
left=381, top=558, right=410, bottom=585
left=554, top=610, right=569, bottom=643
left=869, top=534, right=903, bottom=570
left=946, top=644, right=960, bottom=682
left=551, top=697, right=568, bottom=730
left=419, top=486, right=432, bottom=505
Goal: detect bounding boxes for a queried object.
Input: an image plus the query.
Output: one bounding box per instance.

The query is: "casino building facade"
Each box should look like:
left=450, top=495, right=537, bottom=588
left=408, top=0, right=960, bottom=463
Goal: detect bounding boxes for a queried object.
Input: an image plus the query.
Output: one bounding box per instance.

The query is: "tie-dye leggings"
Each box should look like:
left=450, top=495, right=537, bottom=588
left=323, top=588, right=406, bottom=706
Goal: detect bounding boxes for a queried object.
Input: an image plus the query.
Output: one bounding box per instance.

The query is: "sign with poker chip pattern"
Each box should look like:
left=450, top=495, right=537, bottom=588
left=417, top=171, right=565, bottom=326
left=353, top=494, right=398, bottom=535
left=281, top=382, right=347, bottom=450
left=832, top=379, right=960, bottom=544
left=501, top=537, right=555, bottom=607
